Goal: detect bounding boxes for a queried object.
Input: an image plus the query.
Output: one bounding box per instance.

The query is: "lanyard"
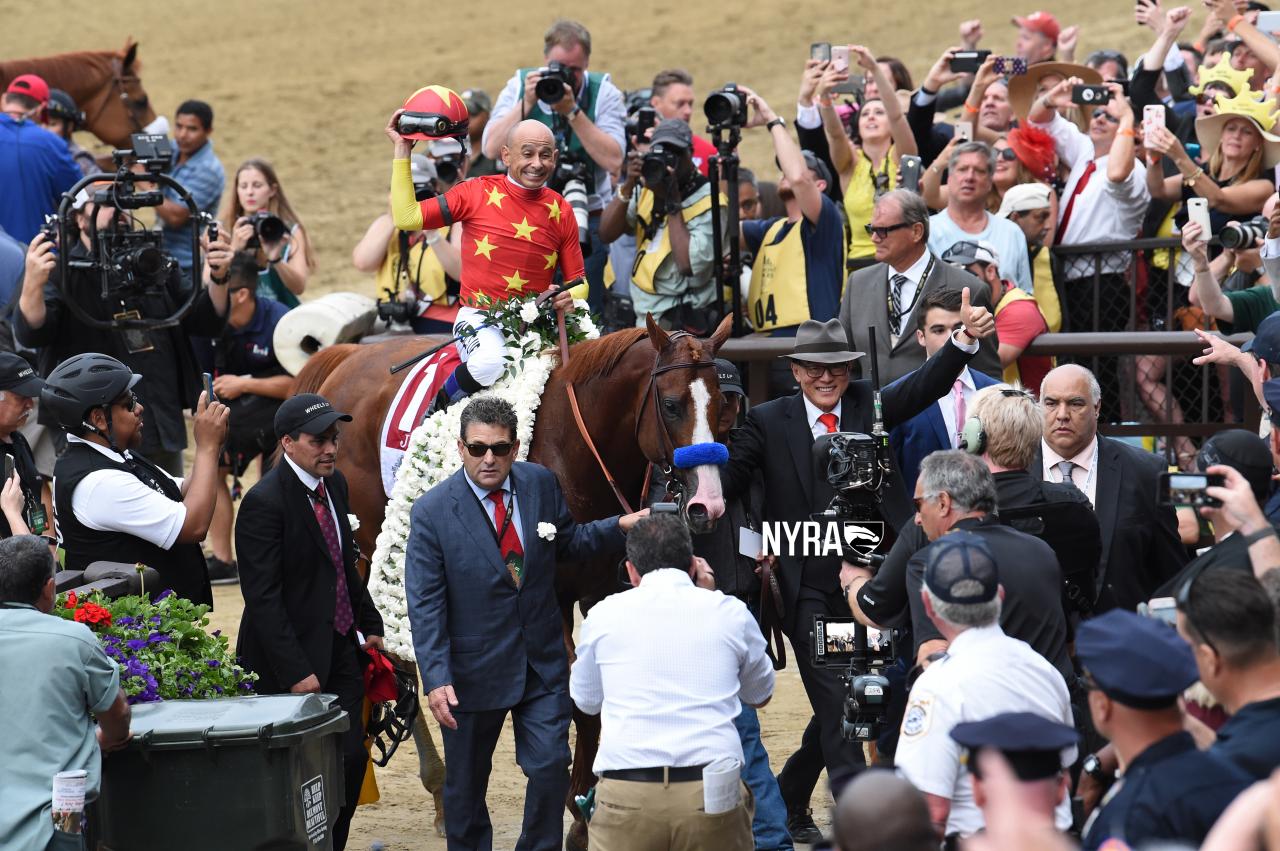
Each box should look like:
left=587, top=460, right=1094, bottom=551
left=887, top=255, right=934, bottom=333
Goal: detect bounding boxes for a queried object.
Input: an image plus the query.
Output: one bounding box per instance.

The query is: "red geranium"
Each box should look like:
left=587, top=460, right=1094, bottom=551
left=73, top=602, right=112, bottom=628
left=65, top=590, right=78, bottom=610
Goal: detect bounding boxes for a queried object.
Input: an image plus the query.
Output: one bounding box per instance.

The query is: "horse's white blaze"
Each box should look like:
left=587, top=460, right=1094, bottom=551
left=690, top=378, right=715, bottom=445
left=687, top=377, right=725, bottom=518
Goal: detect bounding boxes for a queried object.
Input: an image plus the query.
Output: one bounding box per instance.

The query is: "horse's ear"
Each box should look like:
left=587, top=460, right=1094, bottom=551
left=122, top=39, right=139, bottom=70
left=645, top=313, right=670, bottom=351
left=707, top=314, right=733, bottom=355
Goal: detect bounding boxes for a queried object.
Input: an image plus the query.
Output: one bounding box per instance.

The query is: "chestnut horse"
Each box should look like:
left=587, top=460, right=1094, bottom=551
left=0, top=40, right=157, bottom=148
left=291, top=316, right=732, bottom=846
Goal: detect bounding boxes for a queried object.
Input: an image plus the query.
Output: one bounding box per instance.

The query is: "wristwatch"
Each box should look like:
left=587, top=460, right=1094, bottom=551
left=568, top=105, right=582, bottom=121
left=1082, top=753, right=1111, bottom=782
left=765, top=117, right=786, bottom=131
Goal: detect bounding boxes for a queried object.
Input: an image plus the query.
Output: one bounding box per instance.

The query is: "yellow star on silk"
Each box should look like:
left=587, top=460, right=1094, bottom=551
left=502, top=269, right=529, bottom=292
left=474, top=234, right=497, bottom=260
left=511, top=217, right=539, bottom=241
left=485, top=186, right=506, bottom=208
left=545, top=200, right=562, bottom=222
left=542, top=251, right=558, bottom=270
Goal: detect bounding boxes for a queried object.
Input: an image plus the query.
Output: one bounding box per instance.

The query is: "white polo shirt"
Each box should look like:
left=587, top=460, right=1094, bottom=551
left=57, top=435, right=186, bottom=550
left=894, top=623, right=1075, bottom=837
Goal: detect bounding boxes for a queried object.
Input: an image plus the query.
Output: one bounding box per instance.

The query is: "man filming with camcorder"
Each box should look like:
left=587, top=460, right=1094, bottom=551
left=19, top=140, right=230, bottom=476
left=482, top=19, right=627, bottom=313
left=599, top=119, right=724, bottom=332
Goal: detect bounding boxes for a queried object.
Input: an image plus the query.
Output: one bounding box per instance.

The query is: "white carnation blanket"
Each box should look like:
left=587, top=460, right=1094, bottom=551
left=368, top=331, right=565, bottom=660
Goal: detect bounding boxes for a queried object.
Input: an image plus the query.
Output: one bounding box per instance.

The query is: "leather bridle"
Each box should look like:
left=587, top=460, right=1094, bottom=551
left=83, top=57, right=151, bottom=136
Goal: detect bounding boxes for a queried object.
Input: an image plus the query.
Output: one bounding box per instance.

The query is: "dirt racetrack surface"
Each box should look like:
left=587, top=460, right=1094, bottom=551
left=5, top=1, right=1153, bottom=845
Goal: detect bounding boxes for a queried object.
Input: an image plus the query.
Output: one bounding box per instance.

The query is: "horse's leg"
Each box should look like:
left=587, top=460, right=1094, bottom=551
left=565, top=708, right=602, bottom=851
left=409, top=668, right=447, bottom=838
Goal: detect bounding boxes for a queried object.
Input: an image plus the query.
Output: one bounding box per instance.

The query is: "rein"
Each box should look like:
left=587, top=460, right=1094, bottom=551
left=82, top=58, right=147, bottom=136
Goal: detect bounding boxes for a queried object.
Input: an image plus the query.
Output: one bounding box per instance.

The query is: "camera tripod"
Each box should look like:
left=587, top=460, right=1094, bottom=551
left=707, top=123, right=744, bottom=337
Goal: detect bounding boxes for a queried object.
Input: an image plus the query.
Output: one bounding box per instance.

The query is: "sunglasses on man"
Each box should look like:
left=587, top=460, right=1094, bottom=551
left=794, top=362, right=851, bottom=379
left=464, top=441, right=514, bottom=458
left=864, top=222, right=912, bottom=239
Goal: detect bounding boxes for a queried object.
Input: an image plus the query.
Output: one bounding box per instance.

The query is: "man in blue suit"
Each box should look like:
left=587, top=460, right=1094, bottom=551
left=890, top=289, right=1000, bottom=490
left=405, top=396, right=646, bottom=851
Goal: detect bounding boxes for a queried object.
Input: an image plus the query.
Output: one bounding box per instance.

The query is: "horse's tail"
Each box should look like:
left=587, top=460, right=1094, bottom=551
left=290, top=344, right=360, bottom=396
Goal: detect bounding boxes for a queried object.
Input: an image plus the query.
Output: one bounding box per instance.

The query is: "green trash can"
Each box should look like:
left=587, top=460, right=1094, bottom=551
left=96, top=693, right=350, bottom=850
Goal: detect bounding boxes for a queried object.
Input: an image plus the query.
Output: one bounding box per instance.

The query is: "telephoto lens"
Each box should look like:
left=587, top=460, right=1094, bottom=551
left=536, top=62, right=572, bottom=104
left=1219, top=215, right=1269, bottom=250
left=704, top=83, right=748, bottom=128
left=250, top=211, right=287, bottom=244
left=562, top=178, right=589, bottom=245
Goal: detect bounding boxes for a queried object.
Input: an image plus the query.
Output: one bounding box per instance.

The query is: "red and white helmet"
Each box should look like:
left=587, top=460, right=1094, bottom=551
left=398, top=85, right=470, bottom=141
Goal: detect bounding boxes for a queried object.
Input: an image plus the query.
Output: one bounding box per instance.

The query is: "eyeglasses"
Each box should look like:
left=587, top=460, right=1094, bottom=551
left=864, top=222, right=912, bottom=239
left=912, top=492, right=939, bottom=511
left=1092, top=108, right=1120, bottom=124
left=114, top=392, right=138, bottom=413
left=464, top=441, right=514, bottom=458
left=796, top=362, right=851, bottom=378
left=995, top=147, right=1019, bottom=161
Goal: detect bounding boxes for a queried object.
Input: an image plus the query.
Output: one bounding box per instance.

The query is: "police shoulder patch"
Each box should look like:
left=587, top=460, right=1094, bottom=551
left=902, top=695, right=933, bottom=738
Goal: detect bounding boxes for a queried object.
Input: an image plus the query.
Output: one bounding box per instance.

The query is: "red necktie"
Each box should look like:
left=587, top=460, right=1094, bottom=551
left=488, top=490, right=524, bottom=584
left=1056, top=159, right=1096, bottom=244
left=818, top=412, right=839, bottom=434
left=312, top=481, right=354, bottom=635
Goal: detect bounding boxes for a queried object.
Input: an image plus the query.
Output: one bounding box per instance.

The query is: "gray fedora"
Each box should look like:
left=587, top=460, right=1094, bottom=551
left=785, top=319, right=865, bottom=364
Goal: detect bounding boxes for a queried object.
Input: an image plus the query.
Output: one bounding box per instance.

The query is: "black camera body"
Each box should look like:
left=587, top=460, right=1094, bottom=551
left=1071, top=84, right=1112, bottom=106
left=705, top=83, right=749, bottom=131
left=376, top=298, right=416, bottom=326
left=245, top=210, right=286, bottom=249
left=811, top=613, right=895, bottom=742
left=537, top=61, right=576, bottom=104
left=1220, top=215, right=1269, bottom=249
left=641, top=141, right=682, bottom=187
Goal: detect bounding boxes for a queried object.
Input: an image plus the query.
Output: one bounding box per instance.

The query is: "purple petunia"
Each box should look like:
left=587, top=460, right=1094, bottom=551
left=126, top=638, right=148, bottom=651
left=205, top=659, right=221, bottom=668
left=154, top=590, right=174, bottom=601
left=147, top=632, right=171, bottom=645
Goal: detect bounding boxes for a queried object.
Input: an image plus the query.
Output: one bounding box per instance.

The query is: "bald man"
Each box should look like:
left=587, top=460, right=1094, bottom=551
left=387, top=114, right=584, bottom=410
left=833, top=770, right=937, bottom=851
left=1038, top=364, right=1186, bottom=611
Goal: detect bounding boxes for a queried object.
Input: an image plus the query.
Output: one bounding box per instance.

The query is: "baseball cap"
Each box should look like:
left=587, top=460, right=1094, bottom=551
left=274, top=393, right=352, bottom=439
left=425, top=137, right=465, bottom=159
left=6, top=74, right=50, bottom=106
left=1197, top=429, right=1274, bottom=504
left=0, top=353, right=44, bottom=397
left=410, top=154, right=438, bottom=186
left=1264, top=377, right=1280, bottom=424
left=1076, top=609, right=1199, bottom=708
left=997, top=182, right=1053, bottom=218
left=714, top=359, right=744, bottom=398
left=1243, top=312, right=1280, bottom=363
left=775, top=150, right=834, bottom=189
left=923, top=530, right=999, bottom=604
left=942, top=240, right=1001, bottom=269
left=461, top=88, right=492, bottom=115
left=950, top=711, right=1078, bottom=781
left=650, top=119, right=693, bottom=150
left=1011, top=11, right=1061, bottom=42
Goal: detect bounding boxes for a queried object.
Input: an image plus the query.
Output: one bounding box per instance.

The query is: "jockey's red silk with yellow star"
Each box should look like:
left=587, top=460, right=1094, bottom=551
left=394, top=163, right=585, bottom=306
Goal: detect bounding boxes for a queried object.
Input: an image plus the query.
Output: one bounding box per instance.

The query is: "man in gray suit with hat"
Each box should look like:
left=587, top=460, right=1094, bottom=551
left=722, top=308, right=993, bottom=841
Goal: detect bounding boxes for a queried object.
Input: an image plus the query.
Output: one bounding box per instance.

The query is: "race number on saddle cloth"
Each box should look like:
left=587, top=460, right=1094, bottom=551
left=390, top=160, right=585, bottom=400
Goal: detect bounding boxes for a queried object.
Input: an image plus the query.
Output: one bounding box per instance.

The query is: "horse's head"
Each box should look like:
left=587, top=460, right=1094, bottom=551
left=89, top=40, right=157, bottom=147
left=641, top=314, right=733, bottom=534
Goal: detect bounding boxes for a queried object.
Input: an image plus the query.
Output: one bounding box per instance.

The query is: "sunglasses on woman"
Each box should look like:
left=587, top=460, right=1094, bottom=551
left=1092, top=108, right=1120, bottom=124
left=994, top=147, right=1019, bottom=161
left=464, top=441, right=514, bottom=458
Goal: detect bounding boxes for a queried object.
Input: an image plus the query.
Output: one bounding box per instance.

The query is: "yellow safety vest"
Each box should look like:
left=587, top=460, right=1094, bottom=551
left=747, top=217, right=811, bottom=332
left=1030, top=247, right=1061, bottom=332
left=376, top=229, right=451, bottom=303
left=994, top=285, right=1053, bottom=386
left=628, top=188, right=721, bottom=294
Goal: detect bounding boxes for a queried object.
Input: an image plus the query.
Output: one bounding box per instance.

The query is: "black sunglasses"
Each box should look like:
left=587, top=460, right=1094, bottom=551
left=1092, top=108, right=1120, bottom=124
left=464, top=441, right=514, bottom=458
left=796, top=361, right=851, bottom=378
left=864, top=222, right=912, bottom=239
left=114, top=392, right=139, bottom=413
left=995, top=147, right=1019, bottom=161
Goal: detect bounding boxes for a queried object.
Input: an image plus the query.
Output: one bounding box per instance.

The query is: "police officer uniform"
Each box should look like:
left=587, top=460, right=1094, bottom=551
left=894, top=534, right=1076, bottom=838
left=1078, top=610, right=1252, bottom=850
left=0, top=353, right=50, bottom=538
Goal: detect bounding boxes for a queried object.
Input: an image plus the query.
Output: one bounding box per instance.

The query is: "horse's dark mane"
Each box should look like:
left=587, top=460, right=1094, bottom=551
left=559, top=328, right=649, bottom=384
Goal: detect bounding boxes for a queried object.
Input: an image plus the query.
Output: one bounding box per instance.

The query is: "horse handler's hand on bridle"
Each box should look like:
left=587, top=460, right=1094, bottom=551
left=428, top=684, right=459, bottom=730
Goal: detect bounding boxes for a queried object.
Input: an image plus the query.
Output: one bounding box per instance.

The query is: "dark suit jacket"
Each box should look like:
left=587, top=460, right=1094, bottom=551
left=236, top=462, right=383, bottom=694
left=405, top=462, right=625, bottom=712
left=889, top=367, right=1001, bottom=490
left=840, top=253, right=1002, bottom=385
left=1037, top=436, right=1187, bottom=612
left=722, top=340, right=974, bottom=628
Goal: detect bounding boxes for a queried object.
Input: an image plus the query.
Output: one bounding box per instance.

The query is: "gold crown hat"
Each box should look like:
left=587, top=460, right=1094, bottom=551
left=1194, top=89, right=1280, bottom=169
left=1188, top=56, right=1254, bottom=98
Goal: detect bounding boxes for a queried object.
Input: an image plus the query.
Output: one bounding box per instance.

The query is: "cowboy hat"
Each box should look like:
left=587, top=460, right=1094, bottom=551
left=1008, top=62, right=1103, bottom=133
left=1195, top=91, right=1280, bottom=170
left=785, top=319, right=865, bottom=364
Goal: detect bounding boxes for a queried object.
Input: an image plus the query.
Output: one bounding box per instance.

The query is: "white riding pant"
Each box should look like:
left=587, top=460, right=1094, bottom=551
left=453, top=306, right=509, bottom=388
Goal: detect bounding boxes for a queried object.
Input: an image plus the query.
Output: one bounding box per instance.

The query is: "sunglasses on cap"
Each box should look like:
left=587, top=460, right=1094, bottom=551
left=464, top=441, right=514, bottom=458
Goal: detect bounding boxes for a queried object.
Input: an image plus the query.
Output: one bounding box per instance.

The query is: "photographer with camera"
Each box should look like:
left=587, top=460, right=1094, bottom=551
left=19, top=189, right=231, bottom=476
left=224, top=158, right=315, bottom=309
left=353, top=145, right=467, bottom=333
left=482, top=19, right=627, bottom=312
left=156, top=100, right=226, bottom=279
left=0, top=354, right=53, bottom=541
left=1186, top=209, right=1278, bottom=335
left=0, top=74, right=81, bottom=244
left=648, top=69, right=718, bottom=175
left=599, top=119, right=723, bottom=332
left=894, top=529, right=1074, bottom=841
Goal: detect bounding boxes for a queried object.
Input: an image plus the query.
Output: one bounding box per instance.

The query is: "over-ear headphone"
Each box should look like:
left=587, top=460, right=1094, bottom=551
left=959, top=415, right=986, bottom=455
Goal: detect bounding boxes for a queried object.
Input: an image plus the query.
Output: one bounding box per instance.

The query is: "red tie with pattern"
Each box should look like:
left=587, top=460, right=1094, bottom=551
left=313, top=481, right=354, bottom=635
left=818, top=412, right=839, bottom=434
left=489, top=490, right=524, bottom=585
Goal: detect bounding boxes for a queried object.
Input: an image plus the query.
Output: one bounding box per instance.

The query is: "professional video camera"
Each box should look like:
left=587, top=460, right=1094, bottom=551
left=536, top=61, right=576, bottom=104
left=811, top=612, right=896, bottom=742
left=49, top=133, right=208, bottom=331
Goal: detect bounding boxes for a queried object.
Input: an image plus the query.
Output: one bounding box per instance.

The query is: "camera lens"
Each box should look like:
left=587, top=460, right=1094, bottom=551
left=128, top=246, right=168, bottom=285
left=436, top=159, right=460, bottom=185
left=641, top=153, right=669, bottom=186
left=536, top=74, right=566, bottom=104
left=254, top=213, right=286, bottom=243
left=705, top=91, right=741, bottom=126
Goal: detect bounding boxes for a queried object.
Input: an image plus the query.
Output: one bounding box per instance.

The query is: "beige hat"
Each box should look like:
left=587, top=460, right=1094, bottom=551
left=1194, top=91, right=1280, bottom=170
left=1008, top=62, right=1103, bottom=133
left=998, top=182, right=1052, bottom=218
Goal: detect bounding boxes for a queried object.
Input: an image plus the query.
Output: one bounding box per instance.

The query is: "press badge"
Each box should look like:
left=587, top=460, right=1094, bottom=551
left=113, top=310, right=155, bottom=354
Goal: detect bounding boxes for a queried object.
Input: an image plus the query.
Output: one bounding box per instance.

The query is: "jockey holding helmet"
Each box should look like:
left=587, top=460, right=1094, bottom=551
left=386, top=85, right=584, bottom=409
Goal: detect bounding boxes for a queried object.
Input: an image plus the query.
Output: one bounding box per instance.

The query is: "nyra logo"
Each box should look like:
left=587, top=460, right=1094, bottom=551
left=761, top=519, right=885, bottom=559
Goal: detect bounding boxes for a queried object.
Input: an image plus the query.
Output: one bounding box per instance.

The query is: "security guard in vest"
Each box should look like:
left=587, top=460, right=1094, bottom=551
left=0, top=353, right=53, bottom=539
left=1077, top=609, right=1253, bottom=850
left=599, top=119, right=724, bottom=332
left=42, top=353, right=229, bottom=605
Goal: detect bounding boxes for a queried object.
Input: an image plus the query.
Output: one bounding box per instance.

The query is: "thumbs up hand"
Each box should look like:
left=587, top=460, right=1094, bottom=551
left=959, top=286, right=996, bottom=342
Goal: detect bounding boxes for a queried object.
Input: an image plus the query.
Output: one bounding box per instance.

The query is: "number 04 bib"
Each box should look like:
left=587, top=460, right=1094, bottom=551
left=748, top=217, right=810, bottom=332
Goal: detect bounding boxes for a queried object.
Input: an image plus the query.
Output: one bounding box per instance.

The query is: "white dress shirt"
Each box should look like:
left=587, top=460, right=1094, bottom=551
left=894, top=623, right=1076, bottom=837
left=60, top=434, right=186, bottom=550
left=802, top=396, right=843, bottom=439
left=284, top=454, right=340, bottom=520
left=1041, top=436, right=1100, bottom=506
left=571, top=568, right=775, bottom=772
left=888, top=250, right=933, bottom=337
left=462, top=472, right=524, bottom=548
left=938, top=366, right=978, bottom=448
left=1031, top=113, right=1149, bottom=281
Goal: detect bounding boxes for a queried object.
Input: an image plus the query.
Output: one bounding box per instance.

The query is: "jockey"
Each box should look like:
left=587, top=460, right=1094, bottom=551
left=385, top=85, right=584, bottom=409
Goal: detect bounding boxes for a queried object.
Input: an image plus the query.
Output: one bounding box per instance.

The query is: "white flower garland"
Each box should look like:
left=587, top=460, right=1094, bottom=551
left=368, top=300, right=598, bottom=659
